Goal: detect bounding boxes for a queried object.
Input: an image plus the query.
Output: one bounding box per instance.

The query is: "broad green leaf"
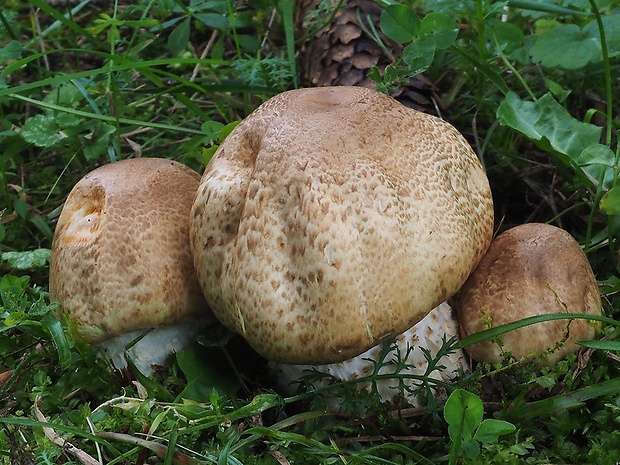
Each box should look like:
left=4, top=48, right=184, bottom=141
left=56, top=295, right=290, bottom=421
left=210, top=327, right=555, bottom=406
left=474, top=419, right=516, bottom=443
left=583, top=13, right=620, bottom=55
left=461, top=438, right=480, bottom=459
left=1, top=249, right=51, bottom=270
left=403, top=37, right=436, bottom=75
left=201, top=145, right=218, bottom=166
left=419, top=12, right=458, bottom=49
left=194, top=13, right=230, bottom=30
left=21, top=114, right=64, bottom=147
left=55, top=111, right=82, bottom=127
left=167, top=17, right=191, bottom=54
left=0, top=40, right=22, bottom=61
left=83, top=123, right=116, bottom=160
left=573, top=144, right=616, bottom=188
left=219, top=120, right=240, bottom=142
left=380, top=4, right=420, bottom=44
left=600, top=187, right=620, bottom=215
left=176, top=347, right=241, bottom=402
left=497, top=92, right=602, bottom=160
left=445, top=389, right=484, bottom=441
left=530, top=23, right=600, bottom=69
left=201, top=120, right=225, bottom=139
left=0, top=274, right=29, bottom=291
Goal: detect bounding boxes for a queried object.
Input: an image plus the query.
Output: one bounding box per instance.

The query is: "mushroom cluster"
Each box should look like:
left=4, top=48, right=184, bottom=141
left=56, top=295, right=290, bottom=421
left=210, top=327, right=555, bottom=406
left=50, top=86, right=602, bottom=407
left=50, top=157, right=212, bottom=374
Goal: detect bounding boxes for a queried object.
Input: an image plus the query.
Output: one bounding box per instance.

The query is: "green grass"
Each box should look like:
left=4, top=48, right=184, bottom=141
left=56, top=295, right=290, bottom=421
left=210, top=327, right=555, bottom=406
left=1, top=0, right=620, bottom=463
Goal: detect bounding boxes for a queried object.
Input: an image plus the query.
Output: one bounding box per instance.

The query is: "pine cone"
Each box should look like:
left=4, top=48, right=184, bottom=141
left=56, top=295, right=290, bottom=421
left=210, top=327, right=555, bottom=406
left=297, top=0, right=443, bottom=115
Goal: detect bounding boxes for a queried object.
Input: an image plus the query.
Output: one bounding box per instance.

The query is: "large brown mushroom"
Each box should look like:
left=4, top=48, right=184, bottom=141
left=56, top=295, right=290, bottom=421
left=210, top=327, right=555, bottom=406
left=454, top=223, right=601, bottom=365
left=50, top=157, right=211, bottom=373
left=190, top=86, right=494, bottom=365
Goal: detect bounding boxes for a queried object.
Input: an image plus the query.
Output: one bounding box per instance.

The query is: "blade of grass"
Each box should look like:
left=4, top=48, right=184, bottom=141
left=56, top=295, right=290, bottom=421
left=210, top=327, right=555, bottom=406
left=578, top=340, right=620, bottom=350
left=279, top=0, right=298, bottom=88
left=8, top=94, right=204, bottom=135
left=457, top=312, right=617, bottom=349
left=28, top=0, right=108, bottom=49
left=503, top=378, right=620, bottom=421
left=41, top=314, right=71, bottom=369
left=1, top=54, right=230, bottom=95
left=40, top=0, right=93, bottom=37
left=507, top=0, right=592, bottom=16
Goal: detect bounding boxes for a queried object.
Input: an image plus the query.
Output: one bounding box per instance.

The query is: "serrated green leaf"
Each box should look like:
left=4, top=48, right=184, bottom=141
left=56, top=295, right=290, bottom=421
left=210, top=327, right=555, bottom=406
left=530, top=23, right=600, bottom=69
left=21, top=114, right=64, bottom=147
left=600, top=187, right=620, bottom=215
left=583, top=13, right=620, bottom=55
left=419, top=12, right=458, bottom=49
left=380, top=4, right=420, bottom=44
left=1, top=249, right=51, bottom=270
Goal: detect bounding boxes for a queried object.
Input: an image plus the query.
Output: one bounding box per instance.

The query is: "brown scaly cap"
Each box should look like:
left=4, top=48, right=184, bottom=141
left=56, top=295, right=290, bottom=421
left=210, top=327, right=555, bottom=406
left=455, top=222, right=602, bottom=365
left=50, top=157, right=208, bottom=343
left=191, top=86, right=494, bottom=364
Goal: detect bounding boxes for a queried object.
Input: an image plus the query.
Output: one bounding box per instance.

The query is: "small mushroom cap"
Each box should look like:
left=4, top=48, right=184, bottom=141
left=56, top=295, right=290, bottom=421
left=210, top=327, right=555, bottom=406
left=191, top=86, right=494, bottom=364
left=50, top=158, right=209, bottom=343
left=454, top=223, right=601, bottom=365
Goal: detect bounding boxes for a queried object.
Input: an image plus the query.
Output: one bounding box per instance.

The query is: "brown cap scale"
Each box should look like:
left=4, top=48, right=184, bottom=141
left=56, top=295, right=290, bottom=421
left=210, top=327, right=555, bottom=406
left=191, top=86, right=494, bottom=365
left=454, top=223, right=601, bottom=365
left=50, top=158, right=210, bottom=372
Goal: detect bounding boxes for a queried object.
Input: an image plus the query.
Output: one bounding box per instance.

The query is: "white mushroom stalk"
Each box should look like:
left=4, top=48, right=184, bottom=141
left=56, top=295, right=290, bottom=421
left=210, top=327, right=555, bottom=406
left=275, top=302, right=468, bottom=408
left=50, top=158, right=213, bottom=375
left=190, top=86, right=494, bottom=366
